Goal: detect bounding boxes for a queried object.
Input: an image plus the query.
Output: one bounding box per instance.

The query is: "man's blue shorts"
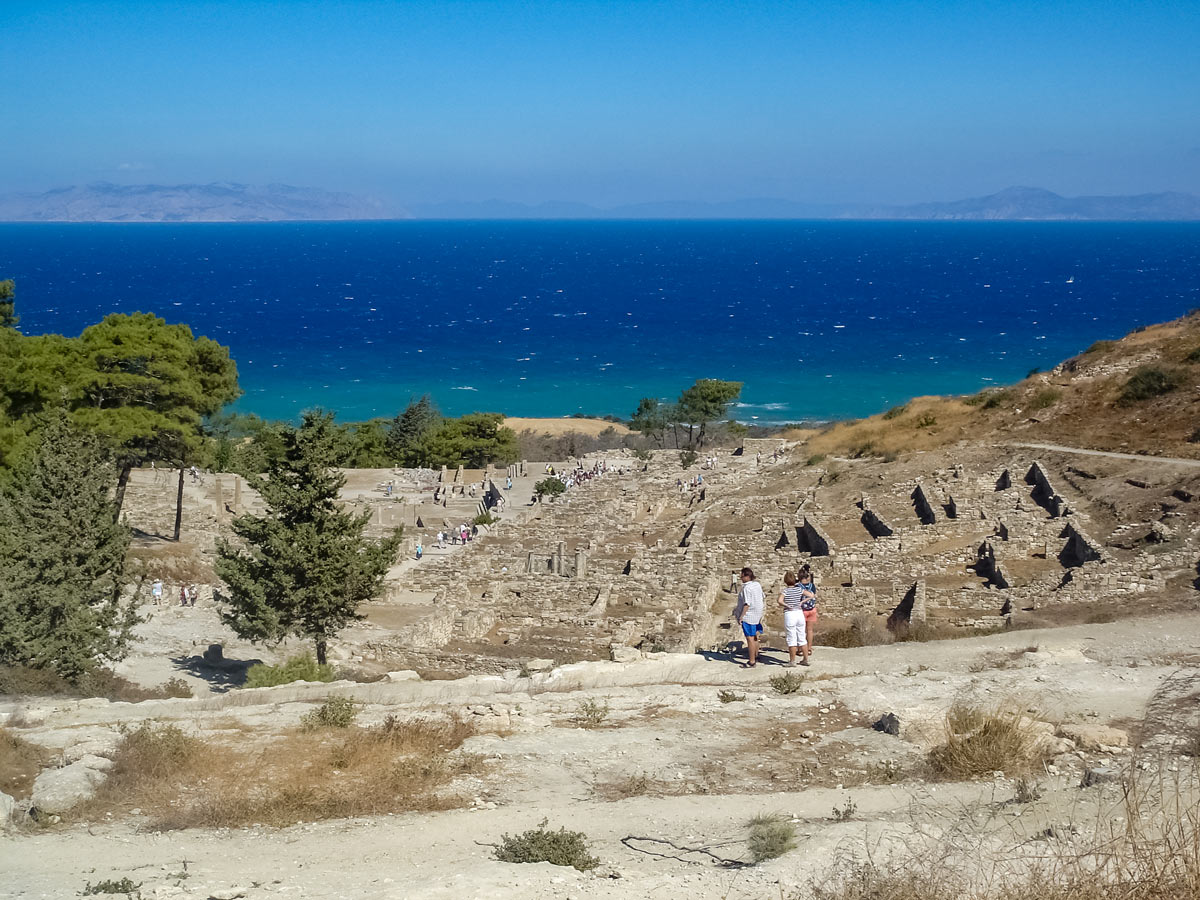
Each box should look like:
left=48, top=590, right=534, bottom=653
left=741, top=621, right=763, bottom=638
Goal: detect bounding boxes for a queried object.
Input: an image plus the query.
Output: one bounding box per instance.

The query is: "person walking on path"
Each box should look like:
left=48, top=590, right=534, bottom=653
left=798, top=564, right=818, bottom=656
left=151, top=579, right=163, bottom=606
left=777, top=571, right=810, bottom=667
left=733, top=566, right=765, bottom=668
left=415, top=539, right=423, bottom=560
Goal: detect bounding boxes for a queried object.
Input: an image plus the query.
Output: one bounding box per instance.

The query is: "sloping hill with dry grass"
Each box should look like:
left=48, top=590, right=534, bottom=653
left=802, top=311, right=1200, bottom=461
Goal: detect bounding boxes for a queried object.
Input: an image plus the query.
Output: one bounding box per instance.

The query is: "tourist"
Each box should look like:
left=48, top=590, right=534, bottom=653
left=415, top=539, right=423, bottom=560
left=777, top=571, right=810, bottom=667
left=151, top=579, right=163, bottom=606
left=798, top=564, right=818, bottom=656
left=734, top=566, right=765, bottom=668
left=179, top=584, right=188, bottom=607
left=188, top=584, right=198, bottom=606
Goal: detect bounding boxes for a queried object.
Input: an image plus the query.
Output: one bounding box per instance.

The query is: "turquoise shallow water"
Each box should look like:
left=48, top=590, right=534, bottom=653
left=1, top=220, right=1198, bottom=423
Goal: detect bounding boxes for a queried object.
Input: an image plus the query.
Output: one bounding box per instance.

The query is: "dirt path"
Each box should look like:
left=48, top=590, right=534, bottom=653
left=1011, top=441, right=1200, bottom=467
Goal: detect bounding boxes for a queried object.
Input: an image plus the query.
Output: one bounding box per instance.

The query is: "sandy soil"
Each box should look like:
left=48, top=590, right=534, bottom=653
left=503, top=417, right=630, bottom=437
left=6, top=612, right=1199, bottom=899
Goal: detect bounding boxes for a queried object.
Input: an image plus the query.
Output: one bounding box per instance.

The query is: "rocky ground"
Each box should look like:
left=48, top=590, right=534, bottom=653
left=4, top=612, right=1199, bottom=899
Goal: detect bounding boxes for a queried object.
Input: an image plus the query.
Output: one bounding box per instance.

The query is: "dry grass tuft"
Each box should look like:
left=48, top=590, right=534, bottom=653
left=0, top=726, right=46, bottom=800
left=82, top=714, right=477, bottom=829
left=928, top=703, right=1050, bottom=779
left=811, top=766, right=1200, bottom=899
left=747, top=813, right=798, bottom=862
left=0, top=665, right=192, bottom=701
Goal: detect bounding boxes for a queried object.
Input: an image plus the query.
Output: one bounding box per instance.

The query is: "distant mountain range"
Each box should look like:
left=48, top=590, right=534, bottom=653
left=0, top=182, right=392, bottom=222
left=411, top=187, right=1200, bottom=221
left=1, top=183, right=1197, bottom=222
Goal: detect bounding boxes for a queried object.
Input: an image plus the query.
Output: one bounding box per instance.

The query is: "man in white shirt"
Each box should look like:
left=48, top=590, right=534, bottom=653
left=734, top=566, right=765, bottom=668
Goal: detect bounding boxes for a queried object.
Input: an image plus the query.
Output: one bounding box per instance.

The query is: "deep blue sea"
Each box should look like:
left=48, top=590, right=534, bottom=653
left=1, top=221, right=1198, bottom=424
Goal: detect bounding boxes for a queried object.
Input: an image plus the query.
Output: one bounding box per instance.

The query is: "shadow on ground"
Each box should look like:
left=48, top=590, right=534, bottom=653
left=172, top=651, right=262, bottom=692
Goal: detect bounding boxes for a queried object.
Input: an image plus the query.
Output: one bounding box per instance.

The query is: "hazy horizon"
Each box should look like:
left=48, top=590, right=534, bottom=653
left=3, top=1, right=1198, bottom=207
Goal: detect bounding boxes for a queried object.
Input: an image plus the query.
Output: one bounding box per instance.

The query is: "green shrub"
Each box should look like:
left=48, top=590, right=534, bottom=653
left=981, top=390, right=1013, bottom=410
left=747, top=813, right=797, bottom=862
left=1085, top=339, right=1116, bottom=354
left=472, top=512, right=497, bottom=526
left=300, top=696, right=358, bottom=730
left=82, top=877, right=142, bottom=895
left=769, top=671, right=807, bottom=695
left=717, top=689, right=746, bottom=703
left=882, top=404, right=908, bottom=420
left=243, top=653, right=335, bottom=688
left=1186, top=346, right=1200, bottom=363
left=805, top=453, right=827, bottom=466
left=494, top=819, right=600, bottom=871
left=534, top=477, right=566, bottom=499
left=1030, top=388, right=1062, bottom=410
left=832, top=797, right=858, bottom=821
left=1119, top=365, right=1185, bottom=405
left=914, top=413, right=937, bottom=428
left=679, top=449, right=698, bottom=468
left=572, top=698, right=610, bottom=728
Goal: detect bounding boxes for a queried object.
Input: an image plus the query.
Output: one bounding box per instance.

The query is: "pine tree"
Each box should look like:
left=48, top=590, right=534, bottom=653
left=0, top=410, right=136, bottom=679
left=0, top=279, right=16, bottom=329
left=387, top=395, right=441, bottom=462
left=215, top=411, right=403, bottom=665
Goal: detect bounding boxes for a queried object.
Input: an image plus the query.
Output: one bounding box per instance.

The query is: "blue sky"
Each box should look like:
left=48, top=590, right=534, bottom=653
left=3, top=0, right=1198, bottom=206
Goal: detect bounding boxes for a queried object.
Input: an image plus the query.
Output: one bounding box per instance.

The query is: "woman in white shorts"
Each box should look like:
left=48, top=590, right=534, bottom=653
left=777, top=571, right=810, bottom=667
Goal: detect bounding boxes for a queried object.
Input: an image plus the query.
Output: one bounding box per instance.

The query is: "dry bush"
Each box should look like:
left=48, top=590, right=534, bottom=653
left=928, top=703, right=1050, bottom=779
left=824, top=614, right=893, bottom=649
left=597, top=772, right=653, bottom=800
left=83, top=714, right=477, bottom=829
left=0, top=726, right=46, bottom=800
left=0, top=665, right=191, bottom=701
left=810, top=766, right=1200, bottom=900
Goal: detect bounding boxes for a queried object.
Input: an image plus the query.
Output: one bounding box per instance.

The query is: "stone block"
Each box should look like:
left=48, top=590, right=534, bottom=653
left=383, top=670, right=421, bottom=683
left=1058, top=723, right=1129, bottom=751
left=610, top=646, right=641, bottom=663
left=0, top=790, right=15, bottom=831
left=32, top=760, right=109, bottom=813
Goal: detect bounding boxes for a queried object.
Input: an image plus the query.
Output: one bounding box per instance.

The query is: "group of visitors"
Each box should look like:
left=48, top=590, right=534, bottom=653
left=676, top=473, right=704, bottom=493
left=550, top=459, right=624, bottom=491
left=149, top=579, right=199, bottom=607
left=732, top=565, right=818, bottom=668
left=435, top=524, right=475, bottom=548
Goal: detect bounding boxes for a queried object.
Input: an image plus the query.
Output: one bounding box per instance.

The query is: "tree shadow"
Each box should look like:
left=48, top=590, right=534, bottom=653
left=171, top=650, right=262, bottom=692
left=130, top=526, right=172, bottom=542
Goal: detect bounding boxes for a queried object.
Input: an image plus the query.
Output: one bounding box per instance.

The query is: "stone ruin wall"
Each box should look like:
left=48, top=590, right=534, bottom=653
left=362, top=450, right=1199, bottom=668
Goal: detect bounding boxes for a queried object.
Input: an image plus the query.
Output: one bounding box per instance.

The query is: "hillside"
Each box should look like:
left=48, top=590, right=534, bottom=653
left=0, top=182, right=395, bottom=222
left=804, top=310, right=1200, bottom=460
